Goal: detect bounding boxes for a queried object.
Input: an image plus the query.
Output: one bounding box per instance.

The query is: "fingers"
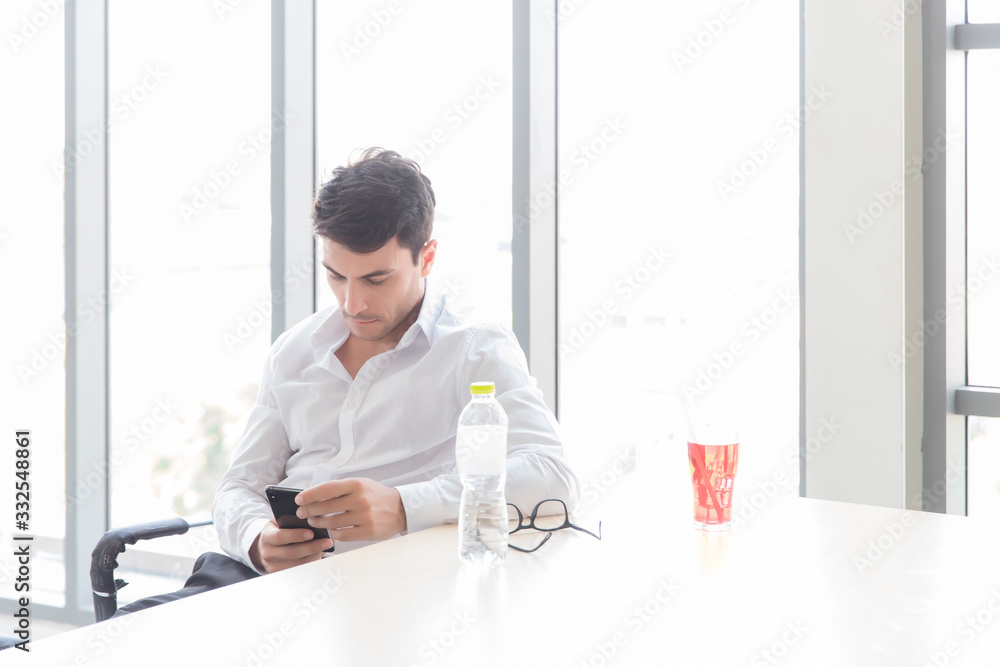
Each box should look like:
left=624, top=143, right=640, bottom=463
left=309, top=511, right=399, bottom=541
left=298, top=496, right=351, bottom=519
left=273, top=536, right=332, bottom=560
left=296, top=478, right=374, bottom=519
left=266, top=527, right=331, bottom=553
left=295, top=479, right=355, bottom=507
left=293, top=478, right=406, bottom=543
left=270, top=527, right=319, bottom=546
left=261, top=537, right=332, bottom=572
left=259, top=524, right=334, bottom=573
left=327, top=525, right=366, bottom=542
left=307, top=512, right=357, bottom=533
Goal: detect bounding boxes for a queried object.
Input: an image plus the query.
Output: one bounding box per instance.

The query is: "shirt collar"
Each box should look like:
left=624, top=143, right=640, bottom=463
left=400, top=276, right=446, bottom=349
left=309, top=276, right=448, bottom=365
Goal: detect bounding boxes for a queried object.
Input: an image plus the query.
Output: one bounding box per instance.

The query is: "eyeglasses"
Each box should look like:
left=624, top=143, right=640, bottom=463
left=506, top=498, right=602, bottom=553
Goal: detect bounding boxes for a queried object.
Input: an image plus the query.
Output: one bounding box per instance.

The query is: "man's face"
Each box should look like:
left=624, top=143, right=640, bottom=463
left=321, top=236, right=437, bottom=344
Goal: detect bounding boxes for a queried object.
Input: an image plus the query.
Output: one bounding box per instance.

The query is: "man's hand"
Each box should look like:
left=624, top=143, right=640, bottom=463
left=249, top=519, right=333, bottom=574
left=295, top=478, right=407, bottom=542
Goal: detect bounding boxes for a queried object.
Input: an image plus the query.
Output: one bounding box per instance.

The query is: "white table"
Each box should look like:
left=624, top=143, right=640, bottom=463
left=14, top=478, right=1000, bottom=666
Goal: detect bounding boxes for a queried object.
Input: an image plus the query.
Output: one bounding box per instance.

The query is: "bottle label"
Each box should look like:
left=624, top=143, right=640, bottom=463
left=456, top=425, right=506, bottom=476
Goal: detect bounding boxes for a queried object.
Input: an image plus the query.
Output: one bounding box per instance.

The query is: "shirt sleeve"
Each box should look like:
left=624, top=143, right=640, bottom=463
left=212, top=350, right=293, bottom=573
left=396, top=323, right=579, bottom=533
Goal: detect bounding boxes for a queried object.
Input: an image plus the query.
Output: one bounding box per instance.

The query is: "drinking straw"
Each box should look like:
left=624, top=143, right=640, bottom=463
left=689, top=444, right=724, bottom=521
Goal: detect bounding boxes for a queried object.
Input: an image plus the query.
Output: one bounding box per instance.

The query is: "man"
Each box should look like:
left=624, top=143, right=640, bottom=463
left=112, top=148, right=576, bottom=615
left=211, top=147, right=577, bottom=575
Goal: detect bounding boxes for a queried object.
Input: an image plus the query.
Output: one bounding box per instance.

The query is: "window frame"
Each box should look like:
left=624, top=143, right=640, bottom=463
left=922, top=3, right=1000, bottom=514
left=62, top=0, right=109, bottom=625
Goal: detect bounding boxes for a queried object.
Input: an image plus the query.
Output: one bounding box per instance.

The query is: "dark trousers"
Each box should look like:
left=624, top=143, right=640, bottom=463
left=111, top=552, right=260, bottom=618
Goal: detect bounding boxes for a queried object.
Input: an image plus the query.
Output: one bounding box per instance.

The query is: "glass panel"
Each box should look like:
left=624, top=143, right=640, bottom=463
left=0, top=0, right=66, bottom=607
left=968, top=2, right=1000, bottom=23
left=558, top=2, right=800, bottom=498
left=968, top=417, right=1000, bottom=521
left=966, top=50, right=1000, bottom=387
left=315, top=1, right=512, bottom=326
left=107, top=0, right=271, bottom=595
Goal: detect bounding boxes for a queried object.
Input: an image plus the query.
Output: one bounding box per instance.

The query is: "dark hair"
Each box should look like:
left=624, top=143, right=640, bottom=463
left=311, top=147, right=435, bottom=264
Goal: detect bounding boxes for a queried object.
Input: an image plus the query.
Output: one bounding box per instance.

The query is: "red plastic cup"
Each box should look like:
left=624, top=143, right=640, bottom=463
left=688, top=435, right=740, bottom=531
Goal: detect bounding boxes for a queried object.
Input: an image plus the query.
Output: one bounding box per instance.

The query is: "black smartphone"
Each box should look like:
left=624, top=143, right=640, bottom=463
left=265, top=485, right=335, bottom=553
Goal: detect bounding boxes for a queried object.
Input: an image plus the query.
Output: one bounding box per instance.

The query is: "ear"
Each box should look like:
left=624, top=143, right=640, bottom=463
left=419, top=239, right=438, bottom=277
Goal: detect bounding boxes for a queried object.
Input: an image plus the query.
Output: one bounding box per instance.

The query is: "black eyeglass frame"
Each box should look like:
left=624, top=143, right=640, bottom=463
left=506, top=498, right=602, bottom=553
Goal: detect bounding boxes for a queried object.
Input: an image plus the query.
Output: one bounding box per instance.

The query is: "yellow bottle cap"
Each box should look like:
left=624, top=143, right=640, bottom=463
left=470, top=382, right=495, bottom=395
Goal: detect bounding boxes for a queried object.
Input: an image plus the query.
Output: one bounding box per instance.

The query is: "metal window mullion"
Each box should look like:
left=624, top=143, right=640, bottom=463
left=955, top=23, right=1000, bottom=50
left=65, top=0, right=109, bottom=615
left=955, top=386, right=1000, bottom=417
left=798, top=0, right=806, bottom=498
left=271, top=0, right=316, bottom=337
left=512, top=0, right=558, bottom=416
left=922, top=0, right=968, bottom=515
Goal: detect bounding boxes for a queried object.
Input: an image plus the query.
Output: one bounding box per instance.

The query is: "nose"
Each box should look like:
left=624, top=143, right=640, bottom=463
left=343, top=280, right=367, bottom=317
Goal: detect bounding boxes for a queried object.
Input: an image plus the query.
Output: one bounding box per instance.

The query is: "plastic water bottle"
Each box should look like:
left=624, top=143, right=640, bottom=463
left=456, top=381, right=509, bottom=565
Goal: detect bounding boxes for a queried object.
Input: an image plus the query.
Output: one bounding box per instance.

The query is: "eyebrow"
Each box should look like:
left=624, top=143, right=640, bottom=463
left=321, top=263, right=394, bottom=280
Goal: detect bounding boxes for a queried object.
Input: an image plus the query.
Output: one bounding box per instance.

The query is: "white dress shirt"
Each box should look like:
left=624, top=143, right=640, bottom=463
left=212, top=279, right=578, bottom=572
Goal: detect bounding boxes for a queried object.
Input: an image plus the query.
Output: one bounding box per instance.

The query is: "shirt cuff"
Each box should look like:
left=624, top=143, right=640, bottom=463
left=239, top=516, right=273, bottom=575
left=396, top=480, right=448, bottom=534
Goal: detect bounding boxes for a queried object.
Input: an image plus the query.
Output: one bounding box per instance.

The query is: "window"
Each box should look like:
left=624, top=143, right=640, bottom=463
left=314, top=1, right=512, bottom=326
left=0, top=0, right=66, bottom=608
left=957, top=18, right=1000, bottom=521
left=965, top=49, right=1000, bottom=388
left=969, top=416, right=1000, bottom=520
left=968, top=1, right=1000, bottom=22
left=928, top=6, right=1000, bottom=519
left=557, top=3, right=800, bottom=505
left=106, top=0, right=272, bottom=602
